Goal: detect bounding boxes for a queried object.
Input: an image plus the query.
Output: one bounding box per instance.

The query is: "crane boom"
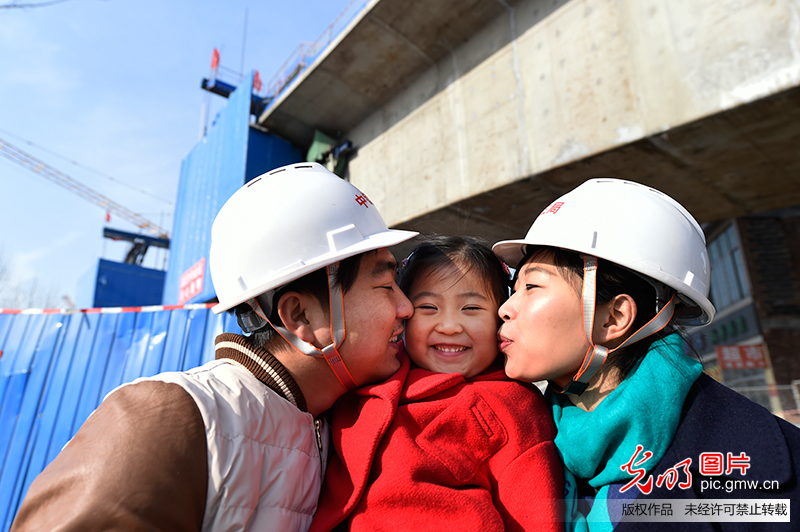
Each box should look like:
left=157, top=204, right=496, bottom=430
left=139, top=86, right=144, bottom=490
left=0, top=136, right=170, bottom=238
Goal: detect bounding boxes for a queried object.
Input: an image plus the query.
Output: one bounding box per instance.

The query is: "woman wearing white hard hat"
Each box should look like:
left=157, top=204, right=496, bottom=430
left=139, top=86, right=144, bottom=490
left=493, top=178, right=800, bottom=531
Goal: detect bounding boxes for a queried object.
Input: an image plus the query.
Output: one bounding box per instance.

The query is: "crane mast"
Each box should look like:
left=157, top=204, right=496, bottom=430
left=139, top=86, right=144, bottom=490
left=0, top=136, right=170, bottom=238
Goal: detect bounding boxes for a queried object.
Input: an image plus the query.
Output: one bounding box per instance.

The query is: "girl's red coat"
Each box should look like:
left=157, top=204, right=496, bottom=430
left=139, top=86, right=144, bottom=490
left=311, top=348, right=564, bottom=532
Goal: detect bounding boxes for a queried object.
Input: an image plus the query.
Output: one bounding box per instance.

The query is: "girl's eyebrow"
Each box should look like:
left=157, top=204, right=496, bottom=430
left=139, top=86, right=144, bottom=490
left=457, top=291, right=489, bottom=300
left=412, top=290, right=489, bottom=301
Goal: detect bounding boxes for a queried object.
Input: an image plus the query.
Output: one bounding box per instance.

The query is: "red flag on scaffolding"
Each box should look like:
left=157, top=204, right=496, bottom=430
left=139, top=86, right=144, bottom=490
left=211, top=48, right=220, bottom=71
left=253, top=70, right=263, bottom=92
left=105, top=211, right=111, bottom=222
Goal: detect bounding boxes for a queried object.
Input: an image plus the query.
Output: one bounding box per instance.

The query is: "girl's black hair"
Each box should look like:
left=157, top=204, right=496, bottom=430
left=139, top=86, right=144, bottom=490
left=519, top=246, right=678, bottom=380
left=398, top=235, right=510, bottom=309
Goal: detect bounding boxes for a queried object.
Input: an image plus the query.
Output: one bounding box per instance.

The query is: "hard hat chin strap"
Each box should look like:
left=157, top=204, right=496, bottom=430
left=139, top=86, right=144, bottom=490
left=549, top=255, right=677, bottom=395
left=243, top=263, right=359, bottom=392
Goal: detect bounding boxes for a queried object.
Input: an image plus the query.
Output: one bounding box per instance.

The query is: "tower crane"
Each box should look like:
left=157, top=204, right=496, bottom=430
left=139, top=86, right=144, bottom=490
left=0, top=136, right=170, bottom=238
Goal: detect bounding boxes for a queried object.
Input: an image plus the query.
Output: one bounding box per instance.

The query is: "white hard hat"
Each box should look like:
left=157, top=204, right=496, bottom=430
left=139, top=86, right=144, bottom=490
left=493, top=178, right=715, bottom=326
left=210, top=162, right=417, bottom=314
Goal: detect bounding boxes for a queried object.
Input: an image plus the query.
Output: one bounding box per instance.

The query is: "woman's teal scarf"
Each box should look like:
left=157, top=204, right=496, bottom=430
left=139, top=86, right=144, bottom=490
left=548, top=334, right=702, bottom=531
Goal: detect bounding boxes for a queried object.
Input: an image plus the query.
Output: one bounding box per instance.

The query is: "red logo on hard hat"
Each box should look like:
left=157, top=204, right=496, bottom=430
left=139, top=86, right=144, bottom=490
left=541, top=201, right=564, bottom=215
left=355, top=193, right=374, bottom=208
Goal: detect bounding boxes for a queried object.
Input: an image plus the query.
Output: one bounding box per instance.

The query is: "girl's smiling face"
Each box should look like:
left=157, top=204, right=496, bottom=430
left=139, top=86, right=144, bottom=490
left=404, top=264, right=501, bottom=378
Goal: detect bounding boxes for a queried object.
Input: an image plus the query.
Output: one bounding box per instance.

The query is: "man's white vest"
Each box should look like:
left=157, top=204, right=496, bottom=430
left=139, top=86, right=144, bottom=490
left=144, top=359, right=329, bottom=532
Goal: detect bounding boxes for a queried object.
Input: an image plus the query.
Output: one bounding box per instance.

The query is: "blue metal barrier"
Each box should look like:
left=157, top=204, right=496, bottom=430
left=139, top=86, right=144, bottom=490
left=0, top=307, right=239, bottom=531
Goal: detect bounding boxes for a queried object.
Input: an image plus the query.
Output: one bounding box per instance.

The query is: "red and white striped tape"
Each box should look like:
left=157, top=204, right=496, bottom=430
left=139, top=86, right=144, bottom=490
left=0, top=303, right=216, bottom=315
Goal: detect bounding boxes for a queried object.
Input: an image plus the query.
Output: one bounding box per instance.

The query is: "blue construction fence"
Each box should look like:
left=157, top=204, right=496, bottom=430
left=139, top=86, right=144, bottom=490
left=0, top=306, right=240, bottom=531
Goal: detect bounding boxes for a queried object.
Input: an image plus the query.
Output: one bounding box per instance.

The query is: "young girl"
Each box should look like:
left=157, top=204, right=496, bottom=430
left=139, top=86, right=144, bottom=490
left=493, top=178, right=800, bottom=531
left=311, top=236, right=564, bottom=532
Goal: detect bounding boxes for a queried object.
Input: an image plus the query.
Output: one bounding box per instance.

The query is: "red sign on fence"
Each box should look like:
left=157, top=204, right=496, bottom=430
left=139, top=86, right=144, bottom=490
left=715, top=344, right=767, bottom=370
left=179, top=257, right=206, bottom=305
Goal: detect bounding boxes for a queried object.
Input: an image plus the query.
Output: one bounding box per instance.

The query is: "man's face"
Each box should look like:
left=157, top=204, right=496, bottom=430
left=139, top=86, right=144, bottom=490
left=337, top=248, right=413, bottom=386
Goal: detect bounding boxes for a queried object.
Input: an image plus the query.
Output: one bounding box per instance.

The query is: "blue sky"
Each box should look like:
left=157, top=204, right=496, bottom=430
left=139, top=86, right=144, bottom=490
left=0, top=0, right=354, bottom=307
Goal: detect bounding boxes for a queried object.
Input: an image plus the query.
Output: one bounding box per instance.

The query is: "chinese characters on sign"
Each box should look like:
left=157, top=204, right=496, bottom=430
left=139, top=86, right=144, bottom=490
left=716, top=345, right=766, bottom=370
left=178, top=257, right=206, bottom=305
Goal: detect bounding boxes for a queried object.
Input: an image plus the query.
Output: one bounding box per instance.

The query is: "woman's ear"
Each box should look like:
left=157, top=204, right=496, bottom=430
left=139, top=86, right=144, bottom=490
left=275, top=292, right=328, bottom=346
left=594, top=294, right=637, bottom=347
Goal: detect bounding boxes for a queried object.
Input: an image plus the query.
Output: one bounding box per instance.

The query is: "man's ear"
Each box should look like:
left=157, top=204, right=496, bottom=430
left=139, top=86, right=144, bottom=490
left=275, top=292, right=327, bottom=346
left=594, top=294, right=637, bottom=347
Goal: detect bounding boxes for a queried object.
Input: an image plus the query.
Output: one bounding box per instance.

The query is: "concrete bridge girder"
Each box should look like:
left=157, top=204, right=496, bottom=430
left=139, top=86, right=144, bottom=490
left=260, top=0, right=800, bottom=250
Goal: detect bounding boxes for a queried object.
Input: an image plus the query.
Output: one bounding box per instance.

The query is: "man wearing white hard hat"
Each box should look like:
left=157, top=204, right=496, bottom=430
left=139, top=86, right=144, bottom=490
left=12, top=163, right=417, bottom=532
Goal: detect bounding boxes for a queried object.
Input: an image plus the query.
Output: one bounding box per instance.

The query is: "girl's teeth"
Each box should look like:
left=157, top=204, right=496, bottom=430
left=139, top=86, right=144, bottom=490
left=436, top=346, right=466, bottom=353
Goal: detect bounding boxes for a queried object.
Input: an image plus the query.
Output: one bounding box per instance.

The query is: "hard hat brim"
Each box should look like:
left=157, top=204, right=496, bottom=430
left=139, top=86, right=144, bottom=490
left=492, top=238, right=715, bottom=326
left=492, top=239, right=529, bottom=269
left=212, top=228, right=418, bottom=314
